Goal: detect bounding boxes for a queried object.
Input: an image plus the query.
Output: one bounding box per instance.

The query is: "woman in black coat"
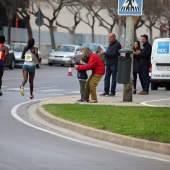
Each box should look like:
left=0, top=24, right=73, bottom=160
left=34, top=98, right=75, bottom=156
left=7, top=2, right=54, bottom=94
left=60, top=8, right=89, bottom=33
left=133, top=41, right=143, bottom=94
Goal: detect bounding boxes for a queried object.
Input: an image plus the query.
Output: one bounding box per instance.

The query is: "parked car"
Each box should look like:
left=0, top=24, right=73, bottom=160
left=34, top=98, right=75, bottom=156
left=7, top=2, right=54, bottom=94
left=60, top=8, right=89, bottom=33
left=3, top=44, right=15, bottom=69
left=81, top=43, right=106, bottom=62
left=11, top=43, right=42, bottom=68
left=48, top=44, right=82, bottom=66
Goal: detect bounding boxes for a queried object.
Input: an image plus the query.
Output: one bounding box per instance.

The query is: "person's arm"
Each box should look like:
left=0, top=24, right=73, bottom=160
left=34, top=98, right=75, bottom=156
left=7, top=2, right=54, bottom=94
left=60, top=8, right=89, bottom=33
left=77, top=56, right=96, bottom=71
left=21, top=46, right=28, bottom=59
left=104, top=43, right=121, bottom=58
left=140, top=44, right=152, bottom=58
left=133, top=49, right=141, bottom=58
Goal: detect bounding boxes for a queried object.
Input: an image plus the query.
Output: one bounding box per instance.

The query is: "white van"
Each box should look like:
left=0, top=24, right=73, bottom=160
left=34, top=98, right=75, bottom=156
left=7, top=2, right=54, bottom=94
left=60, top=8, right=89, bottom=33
left=151, top=38, right=170, bottom=90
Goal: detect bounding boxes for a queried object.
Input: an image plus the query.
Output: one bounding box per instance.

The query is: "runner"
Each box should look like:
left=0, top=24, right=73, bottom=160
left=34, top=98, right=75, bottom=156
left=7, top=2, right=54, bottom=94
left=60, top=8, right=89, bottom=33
left=0, top=35, right=8, bottom=96
left=20, top=38, right=40, bottom=100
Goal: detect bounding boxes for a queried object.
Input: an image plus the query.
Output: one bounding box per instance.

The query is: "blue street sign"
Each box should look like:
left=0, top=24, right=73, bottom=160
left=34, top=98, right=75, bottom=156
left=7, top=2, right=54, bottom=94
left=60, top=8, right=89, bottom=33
left=157, top=42, right=170, bottom=54
left=118, top=0, right=143, bottom=16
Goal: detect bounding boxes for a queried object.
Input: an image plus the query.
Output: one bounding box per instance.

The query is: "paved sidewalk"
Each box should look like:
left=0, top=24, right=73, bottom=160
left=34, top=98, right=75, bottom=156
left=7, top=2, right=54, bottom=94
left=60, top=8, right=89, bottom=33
left=35, top=92, right=170, bottom=156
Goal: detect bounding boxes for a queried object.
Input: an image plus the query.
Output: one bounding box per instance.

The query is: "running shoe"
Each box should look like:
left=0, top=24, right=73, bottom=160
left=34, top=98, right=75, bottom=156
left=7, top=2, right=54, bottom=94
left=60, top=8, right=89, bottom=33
left=29, top=94, right=34, bottom=100
left=20, top=86, right=25, bottom=96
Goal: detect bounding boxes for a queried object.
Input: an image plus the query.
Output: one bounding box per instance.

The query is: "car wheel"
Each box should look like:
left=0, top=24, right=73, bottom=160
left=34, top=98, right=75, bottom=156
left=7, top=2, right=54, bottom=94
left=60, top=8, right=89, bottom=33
left=36, top=63, right=41, bottom=69
left=165, top=84, right=170, bottom=90
left=9, top=59, right=15, bottom=69
left=48, top=63, right=53, bottom=66
left=151, top=82, right=158, bottom=90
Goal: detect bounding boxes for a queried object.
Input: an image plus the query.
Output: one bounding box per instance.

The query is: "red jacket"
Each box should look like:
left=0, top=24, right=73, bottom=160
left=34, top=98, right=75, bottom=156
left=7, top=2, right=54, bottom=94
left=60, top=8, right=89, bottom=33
left=78, top=53, right=105, bottom=75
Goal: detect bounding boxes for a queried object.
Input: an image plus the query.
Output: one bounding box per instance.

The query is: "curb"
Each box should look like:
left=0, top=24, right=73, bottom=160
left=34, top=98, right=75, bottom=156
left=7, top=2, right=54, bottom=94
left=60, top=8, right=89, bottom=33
left=37, top=100, right=170, bottom=156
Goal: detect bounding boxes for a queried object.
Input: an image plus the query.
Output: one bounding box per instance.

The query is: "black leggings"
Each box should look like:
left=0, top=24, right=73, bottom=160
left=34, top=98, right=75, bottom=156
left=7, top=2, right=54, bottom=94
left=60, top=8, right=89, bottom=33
left=133, top=72, right=143, bottom=90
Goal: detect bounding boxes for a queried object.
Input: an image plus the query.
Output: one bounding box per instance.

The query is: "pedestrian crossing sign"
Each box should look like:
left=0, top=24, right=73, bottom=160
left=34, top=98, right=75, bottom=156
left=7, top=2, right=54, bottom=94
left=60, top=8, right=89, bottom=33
left=118, top=0, right=143, bottom=16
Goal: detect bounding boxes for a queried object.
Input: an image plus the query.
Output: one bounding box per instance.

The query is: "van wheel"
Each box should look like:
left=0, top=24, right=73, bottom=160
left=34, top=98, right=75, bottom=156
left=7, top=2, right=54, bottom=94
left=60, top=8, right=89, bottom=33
left=165, top=84, right=170, bottom=90
left=151, top=82, right=158, bottom=90
left=9, top=59, right=15, bottom=69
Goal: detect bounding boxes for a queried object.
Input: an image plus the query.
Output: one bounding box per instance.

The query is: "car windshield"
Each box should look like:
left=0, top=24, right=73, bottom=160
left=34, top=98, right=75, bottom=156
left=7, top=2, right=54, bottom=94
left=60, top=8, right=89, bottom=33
left=11, top=44, right=25, bottom=52
left=82, top=44, right=97, bottom=53
left=55, top=45, right=75, bottom=52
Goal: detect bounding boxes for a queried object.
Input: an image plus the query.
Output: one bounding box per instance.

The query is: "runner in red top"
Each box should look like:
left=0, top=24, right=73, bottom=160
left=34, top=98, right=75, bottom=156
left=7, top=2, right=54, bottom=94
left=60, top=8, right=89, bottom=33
left=0, top=35, right=8, bottom=96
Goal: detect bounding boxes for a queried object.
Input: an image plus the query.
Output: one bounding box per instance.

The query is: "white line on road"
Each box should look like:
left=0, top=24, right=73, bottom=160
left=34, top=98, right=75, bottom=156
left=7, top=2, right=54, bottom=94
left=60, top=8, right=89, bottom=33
left=11, top=99, right=170, bottom=163
left=141, top=98, right=170, bottom=107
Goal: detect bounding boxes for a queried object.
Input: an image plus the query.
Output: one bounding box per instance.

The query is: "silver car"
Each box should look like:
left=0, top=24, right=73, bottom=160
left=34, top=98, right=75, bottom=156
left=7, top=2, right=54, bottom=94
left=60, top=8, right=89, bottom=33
left=48, top=44, right=82, bottom=66
left=11, top=43, right=42, bottom=68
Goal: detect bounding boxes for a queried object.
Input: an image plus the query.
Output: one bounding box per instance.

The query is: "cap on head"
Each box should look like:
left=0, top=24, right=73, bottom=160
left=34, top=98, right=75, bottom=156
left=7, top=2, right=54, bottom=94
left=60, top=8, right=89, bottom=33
left=141, top=34, right=148, bottom=40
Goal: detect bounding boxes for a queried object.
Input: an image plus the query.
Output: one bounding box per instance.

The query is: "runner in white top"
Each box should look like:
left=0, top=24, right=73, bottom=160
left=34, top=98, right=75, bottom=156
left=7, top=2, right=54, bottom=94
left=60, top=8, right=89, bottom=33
left=20, top=38, right=40, bottom=100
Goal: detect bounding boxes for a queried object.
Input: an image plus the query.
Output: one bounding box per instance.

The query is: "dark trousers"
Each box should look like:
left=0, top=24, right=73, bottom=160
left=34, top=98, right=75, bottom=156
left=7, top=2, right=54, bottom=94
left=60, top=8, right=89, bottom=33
left=79, top=80, right=86, bottom=100
left=141, top=65, right=150, bottom=92
left=104, top=64, right=117, bottom=95
left=133, top=72, right=143, bottom=90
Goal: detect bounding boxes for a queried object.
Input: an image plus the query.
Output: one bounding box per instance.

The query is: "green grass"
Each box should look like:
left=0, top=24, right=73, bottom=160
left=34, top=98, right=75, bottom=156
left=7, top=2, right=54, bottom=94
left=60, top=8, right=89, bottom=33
left=43, top=104, right=170, bottom=143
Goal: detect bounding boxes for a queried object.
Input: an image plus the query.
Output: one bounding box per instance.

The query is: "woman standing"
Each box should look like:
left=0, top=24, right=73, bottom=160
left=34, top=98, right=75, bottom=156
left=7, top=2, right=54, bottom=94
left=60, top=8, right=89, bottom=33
left=133, top=41, right=143, bottom=94
left=75, top=47, right=105, bottom=103
left=0, top=35, right=8, bottom=96
left=20, top=38, right=40, bottom=99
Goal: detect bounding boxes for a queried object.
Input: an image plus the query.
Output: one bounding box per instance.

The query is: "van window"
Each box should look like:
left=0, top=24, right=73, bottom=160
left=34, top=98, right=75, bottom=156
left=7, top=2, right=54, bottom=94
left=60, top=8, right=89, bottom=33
left=157, top=42, right=170, bottom=54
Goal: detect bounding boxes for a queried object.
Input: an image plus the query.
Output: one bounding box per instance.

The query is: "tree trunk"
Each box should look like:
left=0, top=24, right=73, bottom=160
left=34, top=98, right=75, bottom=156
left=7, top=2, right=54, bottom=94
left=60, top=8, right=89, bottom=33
left=70, top=30, right=76, bottom=44
left=7, top=19, right=12, bottom=45
left=91, top=26, right=95, bottom=43
left=25, top=20, right=33, bottom=39
left=49, top=23, right=55, bottom=49
left=150, top=27, right=153, bottom=44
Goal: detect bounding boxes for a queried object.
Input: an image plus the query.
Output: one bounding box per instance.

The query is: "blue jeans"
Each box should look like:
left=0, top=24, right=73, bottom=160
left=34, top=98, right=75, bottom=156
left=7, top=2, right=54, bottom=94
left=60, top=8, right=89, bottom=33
left=141, top=65, right=150, bottom=92
left=104, top=64, right=117, bottom=95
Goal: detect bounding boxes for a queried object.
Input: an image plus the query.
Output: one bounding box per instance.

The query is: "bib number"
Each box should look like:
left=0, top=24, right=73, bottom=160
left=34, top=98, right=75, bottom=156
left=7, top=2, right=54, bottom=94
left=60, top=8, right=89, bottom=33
left=0, top=52, right=2, bottom=59
left=25, top=54, right=33, bottom=61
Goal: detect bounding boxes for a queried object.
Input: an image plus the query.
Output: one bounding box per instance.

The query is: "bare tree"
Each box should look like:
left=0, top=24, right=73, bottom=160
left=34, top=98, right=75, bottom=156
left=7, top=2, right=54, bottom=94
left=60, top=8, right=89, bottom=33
left=97, top=0, right=119, bottom=34
left=30, top=0, right=73, bottom=49
left=55, top=1, right=82, bottom=44
left=0, top=0, right=28, bottom=44
left=16, top=5, right=33, bottom=38
left=143, top=0, right=164, bottom=44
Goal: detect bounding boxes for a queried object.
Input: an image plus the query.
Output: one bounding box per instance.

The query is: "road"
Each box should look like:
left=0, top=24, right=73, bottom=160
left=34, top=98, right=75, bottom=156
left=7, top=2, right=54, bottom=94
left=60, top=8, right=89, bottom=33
left=0, top=65, right=170, bottom=170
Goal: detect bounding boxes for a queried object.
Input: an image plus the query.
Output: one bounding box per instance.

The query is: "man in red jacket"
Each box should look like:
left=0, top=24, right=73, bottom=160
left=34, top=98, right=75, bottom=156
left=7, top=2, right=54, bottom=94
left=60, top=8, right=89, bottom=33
left=75, top=47, right=105, bottom=103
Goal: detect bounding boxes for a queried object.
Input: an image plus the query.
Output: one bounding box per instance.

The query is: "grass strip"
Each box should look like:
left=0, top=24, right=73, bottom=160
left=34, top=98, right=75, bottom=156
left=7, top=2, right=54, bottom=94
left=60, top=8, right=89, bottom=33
left=43, top=104, right=170, bottom=143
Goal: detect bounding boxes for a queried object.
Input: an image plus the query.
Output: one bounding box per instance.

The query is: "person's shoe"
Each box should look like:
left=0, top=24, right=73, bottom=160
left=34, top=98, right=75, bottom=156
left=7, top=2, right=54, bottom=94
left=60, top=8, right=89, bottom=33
left=0, top=90, right=3, bottom=96
left=20, top=86, right=25, bottom=96
left=138, top=91, right=149, bottom=95
left=100, top=92, right=109, bottom=96
left=133, top=89, right=136, bottom=94
left=107, top=93, right=115, bottom=97
left=88, top=100, right=98, bottom=103
left=86, top=99, right=90, bottom=102
left=76, top=99, right=86, bottom=103
left=29, top=94, right=34, bottom=100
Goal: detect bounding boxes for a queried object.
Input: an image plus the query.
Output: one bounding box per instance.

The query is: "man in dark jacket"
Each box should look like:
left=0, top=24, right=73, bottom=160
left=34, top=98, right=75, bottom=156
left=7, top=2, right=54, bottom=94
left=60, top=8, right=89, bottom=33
left=138, top=34, right=152, bottom=95
left=99, top=33, right=121, bottom=96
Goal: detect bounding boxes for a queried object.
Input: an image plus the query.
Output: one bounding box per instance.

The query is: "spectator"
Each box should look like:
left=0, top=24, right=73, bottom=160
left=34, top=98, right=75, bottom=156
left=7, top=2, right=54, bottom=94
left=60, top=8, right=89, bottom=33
left=99, top=33, right=121, bottom=96
left=75, top=47, right=105, bottom=103
left=133, top=40, right=143, bottom=94
left=138, top=34, right=152, bottom=95
left=73, top=56, right=88, bottom=103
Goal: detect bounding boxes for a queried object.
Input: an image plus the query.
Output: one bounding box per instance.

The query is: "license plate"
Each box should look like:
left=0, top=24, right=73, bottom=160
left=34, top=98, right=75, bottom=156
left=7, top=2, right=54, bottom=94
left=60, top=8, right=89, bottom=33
left=157, top=66, right=170, bottom=71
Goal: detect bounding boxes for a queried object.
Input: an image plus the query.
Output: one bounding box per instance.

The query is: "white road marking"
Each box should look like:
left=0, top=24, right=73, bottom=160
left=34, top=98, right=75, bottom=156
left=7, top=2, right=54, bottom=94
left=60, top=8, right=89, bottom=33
left=41, top=89, right=65, bottom=92
left=67, top=91, right=80, bottom=94
left=11, top=99, right=170, bottom=162
left=141, top=98, right=170, bottom=107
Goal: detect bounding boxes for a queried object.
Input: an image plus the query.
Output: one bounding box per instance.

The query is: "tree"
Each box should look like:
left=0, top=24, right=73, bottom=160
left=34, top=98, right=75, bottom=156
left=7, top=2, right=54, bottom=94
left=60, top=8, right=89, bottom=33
left=16, top=4, right=33, bottom=38
left=30, top=0, right=73, bottom=49
left=79, top=0, right=101, bottom=43
left=55, top=1, right=82, bottom=44
left=143, top=0, right=165, bottom=43
left=0, top=0, right=27, bottom=44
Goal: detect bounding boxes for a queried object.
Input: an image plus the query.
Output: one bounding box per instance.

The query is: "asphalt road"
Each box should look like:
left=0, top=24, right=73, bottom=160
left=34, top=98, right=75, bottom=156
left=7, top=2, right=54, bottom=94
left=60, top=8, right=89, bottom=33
left=0, top=65, right=170, bottom=170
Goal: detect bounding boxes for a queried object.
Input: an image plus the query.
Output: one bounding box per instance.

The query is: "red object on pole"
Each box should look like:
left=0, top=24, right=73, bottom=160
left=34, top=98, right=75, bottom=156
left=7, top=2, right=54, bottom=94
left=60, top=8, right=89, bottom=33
left=67, top=65, right=73, bottom=76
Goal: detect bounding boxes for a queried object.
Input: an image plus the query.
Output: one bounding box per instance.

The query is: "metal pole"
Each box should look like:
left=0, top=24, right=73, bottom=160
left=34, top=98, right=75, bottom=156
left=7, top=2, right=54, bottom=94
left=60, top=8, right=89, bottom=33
left=169, top=17, right=170, bottom=38
left=38, top=9, right=40, bottom=50
left=123, top=16, right=134, bottom=102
